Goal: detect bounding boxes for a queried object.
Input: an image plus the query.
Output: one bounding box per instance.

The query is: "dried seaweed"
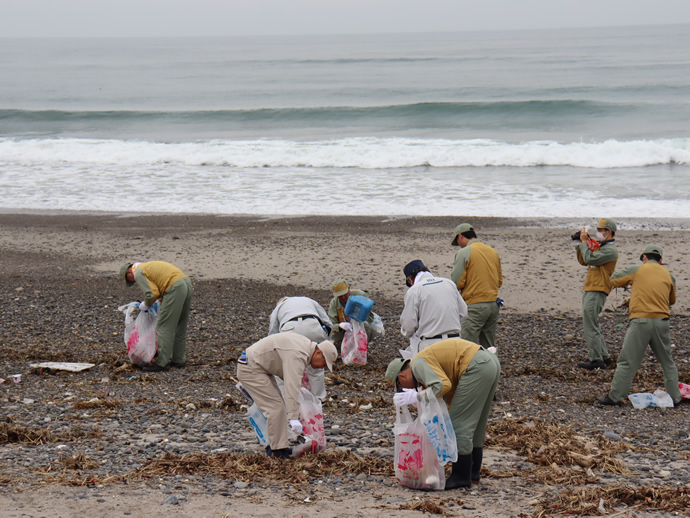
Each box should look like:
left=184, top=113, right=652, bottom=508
left=59, top=450, right=99, bottom=470
left=0, top=422, right=54, bottom=445
left=129, top=450, right=394, bottom=484
left=533, top=484, right=690, bottom=517
left=486, top=418, right=633, bottom=475
left=73, top=398, right=122, bottom=410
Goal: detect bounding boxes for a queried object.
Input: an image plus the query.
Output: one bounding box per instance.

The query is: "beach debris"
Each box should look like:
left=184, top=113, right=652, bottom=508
left=30, top=362, right=95, bottom=373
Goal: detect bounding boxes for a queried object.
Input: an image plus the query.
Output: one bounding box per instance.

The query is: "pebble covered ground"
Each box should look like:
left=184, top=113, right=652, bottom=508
left=1, top=249, right=689, bottom=517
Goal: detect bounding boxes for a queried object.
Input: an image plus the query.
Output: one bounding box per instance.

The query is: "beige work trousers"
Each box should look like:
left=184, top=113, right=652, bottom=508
left=237, top=361, right=289, bottom=450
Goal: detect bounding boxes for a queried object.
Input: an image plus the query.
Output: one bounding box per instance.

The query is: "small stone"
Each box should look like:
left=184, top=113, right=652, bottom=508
left=162, top=495, right=179, bottom=505
left=604, top=431, right=621, bottom=441
left=233, top=481, right=248, bottom=489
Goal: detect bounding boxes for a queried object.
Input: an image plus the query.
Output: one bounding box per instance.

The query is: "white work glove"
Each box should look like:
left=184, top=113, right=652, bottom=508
left=138, top=302, right=148, bottom=312
left=289, top=419, right=303, bottom=436
left=393, top=388, right=418, bottom=407
left=339, top=322, right=353, bottom=332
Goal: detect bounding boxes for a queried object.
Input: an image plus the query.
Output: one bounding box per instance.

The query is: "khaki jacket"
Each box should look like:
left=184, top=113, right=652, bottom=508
left=611, top=260, right=676, bottom=319
left=246, top=333, right=315, bottom=420
left=133, top=261, right=187, bottom=306
left=451, top=240, right=502, bottom=304
left=411, top=338, right=481, bottom=405
left=576, top=241, right=618, bottom=294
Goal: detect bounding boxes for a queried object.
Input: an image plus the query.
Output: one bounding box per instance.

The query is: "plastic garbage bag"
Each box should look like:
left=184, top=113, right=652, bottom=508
left=370, top=312, right=385, bottom=336
left=418, top=389, right=458, bottom=465
left=628, top=389, right=673, bottom=409
left=399, top=334, right=420, bottom=360
left=393, top=404, right=445, bottom=490
left=678, top=382, right=690, bottom=399
left=292, top=388, right=327, bottom=457
left=118, top=302, right=158, bottom=366
left=246, top=403, right=269, bottom=445
left=342, top=320, right=367, bottom=365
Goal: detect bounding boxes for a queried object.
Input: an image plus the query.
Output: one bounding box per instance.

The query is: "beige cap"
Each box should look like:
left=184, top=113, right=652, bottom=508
left=317, top=340, right=338, bottom=371
left=451, top=223, right=474, bottom=245
left=332, top=279, right=349, bottom=297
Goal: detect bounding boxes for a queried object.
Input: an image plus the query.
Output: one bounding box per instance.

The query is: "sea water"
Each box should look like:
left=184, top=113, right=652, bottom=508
left=1, top=25, right=689, bottom=219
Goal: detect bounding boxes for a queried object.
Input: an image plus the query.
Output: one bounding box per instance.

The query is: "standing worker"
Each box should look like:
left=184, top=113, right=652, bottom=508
left=386, top=338, right=500, bottom=489
left=400, top=260, right=467, bottom=352
left=237, top=333, right=338, bottom=458
left=327, top=279, right=377, bottom=350
left=574, top=218, right=618, bottom=370
left=598, top=244, right=681, bottom=406
left=269, top=296, right=332, bottom=400
left=119, top=261, right=193, bottom=371
left=450, top=223, right=503, bottom=350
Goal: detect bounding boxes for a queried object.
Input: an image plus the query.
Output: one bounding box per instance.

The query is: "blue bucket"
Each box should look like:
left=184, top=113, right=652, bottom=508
left=345, top=295, right=374, bottom=322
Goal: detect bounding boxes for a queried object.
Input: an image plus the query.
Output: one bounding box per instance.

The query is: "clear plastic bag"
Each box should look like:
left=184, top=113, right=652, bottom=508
left=342, top=320, right=368, bottom=365
left=393, top=405, right=445, bottom=490
left=118, top=302, right=158, bottom=366
left=628, top=389, right=673, bottom=409
left=292, top=387, right=327, bottom=457
left=370, top=312, right=385, bottom=336
left=246, top=403, right=269, bottom=445
left=418, top=389, right=458, bottom=465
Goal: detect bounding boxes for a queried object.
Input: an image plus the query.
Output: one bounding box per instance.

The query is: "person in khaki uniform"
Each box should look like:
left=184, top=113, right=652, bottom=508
left=450, top=223, right=503, bottom=350
left=237, top=333, right=338, bottom=458
left=120, top=261, right=193, bottom=371
left=598, top=244, right=681, bottom=406
left=574, top=218, right=618, bottom=370
left=327, top=279, right=376, bottom=350
left=386, top=338, right=500, bottom=489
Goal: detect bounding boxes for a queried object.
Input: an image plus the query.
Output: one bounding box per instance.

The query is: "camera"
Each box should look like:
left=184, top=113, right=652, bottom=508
left=571, top=231, right=581, bottom=241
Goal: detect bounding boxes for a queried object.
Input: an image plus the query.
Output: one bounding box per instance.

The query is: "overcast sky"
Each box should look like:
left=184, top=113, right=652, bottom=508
left=2, top=0, right=690, bottom=38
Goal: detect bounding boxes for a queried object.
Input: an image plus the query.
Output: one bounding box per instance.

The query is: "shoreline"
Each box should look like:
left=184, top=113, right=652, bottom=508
left=2, top=209, right=690, bottom=230
left=1, top=212, right=687, bottom=315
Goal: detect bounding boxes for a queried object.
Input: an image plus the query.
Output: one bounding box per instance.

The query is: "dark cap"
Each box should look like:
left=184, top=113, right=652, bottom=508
left=403, top=260, right=426, bottom=279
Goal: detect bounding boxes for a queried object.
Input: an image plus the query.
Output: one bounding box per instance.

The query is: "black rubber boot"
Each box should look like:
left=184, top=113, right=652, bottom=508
left=471, top=447, right=483, bottom=484
left=265, top=446, right=293, bottom=459
left=445, top=454, right=472, bottom=489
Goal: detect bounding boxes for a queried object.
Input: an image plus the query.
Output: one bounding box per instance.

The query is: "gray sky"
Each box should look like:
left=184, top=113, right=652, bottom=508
left=3, top=0, right=690, bottom=38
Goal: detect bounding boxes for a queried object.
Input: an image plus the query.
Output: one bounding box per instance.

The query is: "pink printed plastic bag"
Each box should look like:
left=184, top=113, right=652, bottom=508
left=292, top=387, right=327, bottom=457
left=118, top=302, right=157, bottom=366
left=679, top=382, right=690, bottom=399
left=393, top=405, right=445, bottom=490
left=342, top=320, right=368, bottom=366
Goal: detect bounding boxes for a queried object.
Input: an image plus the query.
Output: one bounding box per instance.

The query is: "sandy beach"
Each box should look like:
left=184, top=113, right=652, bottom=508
left=1, top=213, right=689, bottom=517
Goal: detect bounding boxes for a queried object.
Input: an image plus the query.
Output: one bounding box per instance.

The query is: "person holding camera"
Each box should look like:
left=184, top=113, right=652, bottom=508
left=573, top=218, right=618, bottom=370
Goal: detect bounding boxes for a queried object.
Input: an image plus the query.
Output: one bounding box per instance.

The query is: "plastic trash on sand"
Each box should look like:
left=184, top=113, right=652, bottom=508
left=679, top=382, right=690, bottom=399
left=628, top=390, right=673, bottom=409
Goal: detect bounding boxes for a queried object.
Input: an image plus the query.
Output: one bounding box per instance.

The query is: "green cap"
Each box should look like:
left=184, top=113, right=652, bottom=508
left=451, top=223, right=474, bottom=245
left=597, top=218, right=617, bottom=232
left=385, top=358, right=408, bottom=383
left=640, top=244, right=663, bottom=261
left=119, top=263, right=134, bottom=287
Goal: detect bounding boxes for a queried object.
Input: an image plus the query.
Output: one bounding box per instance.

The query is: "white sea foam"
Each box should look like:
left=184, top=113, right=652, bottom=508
left=1, top=137, right=689, bottom=169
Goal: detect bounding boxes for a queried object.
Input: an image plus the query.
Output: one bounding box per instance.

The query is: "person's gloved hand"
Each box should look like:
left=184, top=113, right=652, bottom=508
left=138, top=302, right=148, bottom=312
left=339, top=322, right=353, bottom=332
left=289, top=419, right=303, bottom=436
left=393, top=388, right=418, bottom=407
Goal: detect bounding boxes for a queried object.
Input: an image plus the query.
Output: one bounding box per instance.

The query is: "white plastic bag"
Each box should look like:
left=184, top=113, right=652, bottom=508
left=246, top=403, right=269, bottom=445
left=628, top=389, right=673, bottom=409
left=418, top=389, right=458, bottom=465
left=370, top=312, right=385, bottom=336
left=292, top=388, right=327, bottom=457
left=393, top=405, right=445, bottom=490
left=399, top=334, right=420, bottom=360
left=118, top=302, right=158, bottom=366
left=679, top=382, right=690, bottom=399
left=342, top=320, right=367, bottom=365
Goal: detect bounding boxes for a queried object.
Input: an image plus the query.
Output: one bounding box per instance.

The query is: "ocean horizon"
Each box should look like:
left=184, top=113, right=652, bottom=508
left=1, top=25, right=689, bottom=219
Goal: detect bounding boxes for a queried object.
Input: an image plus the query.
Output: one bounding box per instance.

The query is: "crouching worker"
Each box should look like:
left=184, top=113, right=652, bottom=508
left=237, top=332, right=338, bottom=459
left=386, top=339, right=500, bottom=489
